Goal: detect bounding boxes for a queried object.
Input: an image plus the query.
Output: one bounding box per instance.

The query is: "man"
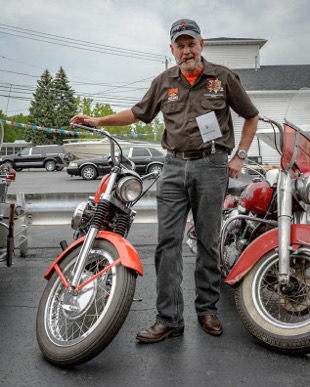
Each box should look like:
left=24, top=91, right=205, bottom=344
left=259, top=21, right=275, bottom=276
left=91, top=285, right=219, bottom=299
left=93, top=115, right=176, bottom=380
left=70, top=18, right=259, bottom=343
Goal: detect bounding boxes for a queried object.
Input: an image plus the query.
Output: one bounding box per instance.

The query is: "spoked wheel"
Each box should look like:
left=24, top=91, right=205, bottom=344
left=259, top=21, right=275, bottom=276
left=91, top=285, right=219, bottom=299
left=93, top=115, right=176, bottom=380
left=235, top=249, right=310, bottom=354
left=36, top=239, right=137, bottom=366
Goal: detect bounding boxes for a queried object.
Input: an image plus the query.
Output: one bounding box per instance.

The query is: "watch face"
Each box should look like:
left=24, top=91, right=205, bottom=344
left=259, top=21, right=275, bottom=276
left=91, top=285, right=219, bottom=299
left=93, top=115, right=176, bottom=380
left=237, top=150, right=247, bottom=159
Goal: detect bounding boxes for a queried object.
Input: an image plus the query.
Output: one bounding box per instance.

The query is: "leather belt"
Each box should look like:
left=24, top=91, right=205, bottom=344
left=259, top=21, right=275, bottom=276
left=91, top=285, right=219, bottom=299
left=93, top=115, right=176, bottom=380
left=168, top=145, right=228, bottom=160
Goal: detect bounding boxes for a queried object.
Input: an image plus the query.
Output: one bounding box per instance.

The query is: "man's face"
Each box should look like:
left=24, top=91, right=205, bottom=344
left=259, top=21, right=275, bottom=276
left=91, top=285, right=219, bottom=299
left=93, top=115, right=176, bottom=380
left=170, top=35, right=204, bottom=73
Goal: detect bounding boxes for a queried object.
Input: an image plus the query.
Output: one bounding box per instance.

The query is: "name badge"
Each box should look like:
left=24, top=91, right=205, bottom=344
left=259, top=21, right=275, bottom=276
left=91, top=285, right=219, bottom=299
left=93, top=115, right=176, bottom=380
left=196, top=111, right=222, bottom=143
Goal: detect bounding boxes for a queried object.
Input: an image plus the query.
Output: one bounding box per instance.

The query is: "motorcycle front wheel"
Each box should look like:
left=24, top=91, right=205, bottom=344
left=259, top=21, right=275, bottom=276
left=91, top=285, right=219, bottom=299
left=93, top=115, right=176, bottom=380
left=36, top=239, right=137, bottom=366
left=235, top=249, right=310, bottom=354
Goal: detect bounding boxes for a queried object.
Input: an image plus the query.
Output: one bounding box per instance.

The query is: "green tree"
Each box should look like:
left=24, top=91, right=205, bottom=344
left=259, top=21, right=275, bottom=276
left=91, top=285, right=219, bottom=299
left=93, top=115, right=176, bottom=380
left=76, top=98, right=132, bottom=138
left=27, top=69, right=56, bottom=144
left=0, top=111, right=28, bottom=143
left=75, top=97, right=164, bottom=142
left=152, top=117, right=164, bottom=142
left=76, top=97, right=93, bottom=116
left=26, top=68, right=78, bottom=145
left=53, top=67, right=78, bottom=129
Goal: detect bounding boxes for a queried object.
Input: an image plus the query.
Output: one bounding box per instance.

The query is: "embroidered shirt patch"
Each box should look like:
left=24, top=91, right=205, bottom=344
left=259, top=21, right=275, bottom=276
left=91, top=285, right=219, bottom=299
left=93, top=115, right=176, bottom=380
left=206, top=78, right=224, bottom=94
left=168, top=88, right=179, bottom=102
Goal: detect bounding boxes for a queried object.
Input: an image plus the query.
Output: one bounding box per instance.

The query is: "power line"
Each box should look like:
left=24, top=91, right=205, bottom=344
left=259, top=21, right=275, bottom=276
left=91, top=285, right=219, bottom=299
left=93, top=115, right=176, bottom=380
left=0, top=23, right=167, bottom=62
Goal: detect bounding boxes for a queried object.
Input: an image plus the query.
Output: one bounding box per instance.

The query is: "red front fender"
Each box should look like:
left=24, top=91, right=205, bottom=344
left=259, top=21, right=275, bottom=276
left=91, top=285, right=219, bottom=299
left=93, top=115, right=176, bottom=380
left=44, top=231, right=143, bottom=280
left=225, top=224, right=310, bottom=286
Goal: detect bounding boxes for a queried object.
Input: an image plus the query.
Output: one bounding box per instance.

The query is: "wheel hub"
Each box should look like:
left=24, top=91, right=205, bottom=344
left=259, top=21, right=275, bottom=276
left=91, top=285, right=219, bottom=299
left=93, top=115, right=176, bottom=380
left=62, top=272, right=97, bottom=320
left=279, top=277, right=300, bottom=296
left=279, top=276, right=310, bottom=314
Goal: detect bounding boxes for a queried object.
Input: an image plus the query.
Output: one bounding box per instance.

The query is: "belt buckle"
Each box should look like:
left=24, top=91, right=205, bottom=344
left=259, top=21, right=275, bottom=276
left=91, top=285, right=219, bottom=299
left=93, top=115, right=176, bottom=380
left=182, top=151, right=192, bottom=160
left=182, top=151, right=201, bottom=160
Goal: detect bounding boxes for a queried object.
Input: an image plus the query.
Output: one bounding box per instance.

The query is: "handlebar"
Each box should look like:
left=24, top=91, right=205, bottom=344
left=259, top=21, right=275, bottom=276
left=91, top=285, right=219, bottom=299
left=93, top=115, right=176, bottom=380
left=72, top=124, right=122, bottom=166
left=258, top=116, right=283, bottom=154
left=259, top=116, right=283, bottom=134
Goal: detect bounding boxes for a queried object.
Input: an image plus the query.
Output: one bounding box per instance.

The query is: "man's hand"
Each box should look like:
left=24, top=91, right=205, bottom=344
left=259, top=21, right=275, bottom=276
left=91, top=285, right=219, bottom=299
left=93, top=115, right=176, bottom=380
left=228, top=156, right=245, bottom=178
left=70, top=115, right=101, bottom=127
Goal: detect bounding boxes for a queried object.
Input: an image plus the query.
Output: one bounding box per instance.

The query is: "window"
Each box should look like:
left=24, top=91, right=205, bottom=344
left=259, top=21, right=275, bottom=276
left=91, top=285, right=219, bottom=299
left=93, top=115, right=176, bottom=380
left=20, top=148, right=31, bottom=155
left=32, top=148, right=43, bottom=155
left=149, top=148, right=164, bottom=156
left=131, top=147, right=151, bottom=157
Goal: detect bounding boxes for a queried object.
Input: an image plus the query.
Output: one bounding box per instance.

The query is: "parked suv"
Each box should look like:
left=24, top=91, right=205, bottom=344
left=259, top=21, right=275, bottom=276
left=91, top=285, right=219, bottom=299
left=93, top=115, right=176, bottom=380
left=0, top=145, right=73, bottom=172
left=66, top=146, right=165, bottom=180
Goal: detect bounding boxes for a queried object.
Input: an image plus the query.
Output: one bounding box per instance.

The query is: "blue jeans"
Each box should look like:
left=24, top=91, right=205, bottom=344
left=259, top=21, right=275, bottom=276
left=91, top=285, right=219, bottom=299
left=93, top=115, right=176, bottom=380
left=155, top=151, right=228, bottom=327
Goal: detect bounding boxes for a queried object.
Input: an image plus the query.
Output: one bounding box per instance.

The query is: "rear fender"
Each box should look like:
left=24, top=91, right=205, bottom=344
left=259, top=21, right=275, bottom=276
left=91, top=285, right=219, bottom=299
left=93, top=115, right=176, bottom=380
left=44, top=230, right=143, bottom=280
left=225, top=224, right=310, bottom=285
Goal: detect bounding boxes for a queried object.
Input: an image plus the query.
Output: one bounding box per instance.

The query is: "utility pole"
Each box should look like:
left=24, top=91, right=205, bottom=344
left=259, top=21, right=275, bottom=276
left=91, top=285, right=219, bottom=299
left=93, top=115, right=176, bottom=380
left=164, top=56, right=171, bottom=70
left=5, top=84, right=12, bottom=115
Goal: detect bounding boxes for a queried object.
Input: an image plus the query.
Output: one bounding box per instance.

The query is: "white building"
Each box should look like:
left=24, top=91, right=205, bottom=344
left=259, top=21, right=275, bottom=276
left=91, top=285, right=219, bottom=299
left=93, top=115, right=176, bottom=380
left=203, top=38, right=310, bottom=165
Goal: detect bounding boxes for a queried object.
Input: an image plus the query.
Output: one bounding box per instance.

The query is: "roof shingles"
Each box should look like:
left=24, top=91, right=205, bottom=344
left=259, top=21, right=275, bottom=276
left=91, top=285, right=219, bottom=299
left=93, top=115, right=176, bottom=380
left=234, top=65, right=310, bottom=90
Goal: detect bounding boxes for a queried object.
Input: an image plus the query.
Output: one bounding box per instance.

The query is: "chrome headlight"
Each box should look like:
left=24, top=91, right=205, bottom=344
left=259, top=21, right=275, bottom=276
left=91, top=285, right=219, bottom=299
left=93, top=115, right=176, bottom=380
left=295, top=175, right=310, bottom=204
left=116, top=176, right=143, bottom=203
left=68, top=162, right=79, bottom=167
left=71, top=201, right=88, bottom=230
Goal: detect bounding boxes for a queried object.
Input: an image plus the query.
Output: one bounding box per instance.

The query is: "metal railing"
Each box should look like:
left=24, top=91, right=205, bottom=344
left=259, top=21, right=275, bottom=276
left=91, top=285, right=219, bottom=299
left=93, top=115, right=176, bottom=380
left=7, top=191, right=158, bottom=226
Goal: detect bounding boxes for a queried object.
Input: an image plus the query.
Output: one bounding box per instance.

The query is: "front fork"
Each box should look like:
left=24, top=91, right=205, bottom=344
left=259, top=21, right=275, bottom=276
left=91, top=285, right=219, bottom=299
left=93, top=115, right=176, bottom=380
left=71, top=173, right=117, bottom=289
left=277, top=170, right=292, bottom=285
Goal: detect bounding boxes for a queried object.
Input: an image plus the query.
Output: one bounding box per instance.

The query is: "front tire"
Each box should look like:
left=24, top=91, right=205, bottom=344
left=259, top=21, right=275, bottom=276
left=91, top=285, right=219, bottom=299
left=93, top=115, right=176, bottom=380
left=147, top=163, right=163, bottom=174
left=235, top=249, right=310, bottom=354
left=81, top=165, right=98, bottom=180
left=36, top=239, right=137, bottom=366
left=45, top=160, right=56, bottom=171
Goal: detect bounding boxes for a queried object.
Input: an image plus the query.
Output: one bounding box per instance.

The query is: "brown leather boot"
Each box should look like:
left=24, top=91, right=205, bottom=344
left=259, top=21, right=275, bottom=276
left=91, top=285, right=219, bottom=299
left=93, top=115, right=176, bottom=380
left=136, top=322, right=184, bottom=343
left=198, top=315, right=223, bottom=336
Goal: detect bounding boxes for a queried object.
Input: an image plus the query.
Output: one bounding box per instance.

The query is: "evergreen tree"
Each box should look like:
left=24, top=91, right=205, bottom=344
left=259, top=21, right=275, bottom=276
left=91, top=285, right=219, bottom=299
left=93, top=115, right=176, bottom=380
left=53, top=67, right=78, bottom=129
left=27, top=70, right=56, bottom=144
left=26, top=68, right=78, bottom=145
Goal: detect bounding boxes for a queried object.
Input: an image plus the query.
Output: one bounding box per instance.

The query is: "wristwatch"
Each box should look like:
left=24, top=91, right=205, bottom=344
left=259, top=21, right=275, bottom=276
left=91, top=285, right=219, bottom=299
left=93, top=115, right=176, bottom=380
left=236, top=149, right=248, bottom=160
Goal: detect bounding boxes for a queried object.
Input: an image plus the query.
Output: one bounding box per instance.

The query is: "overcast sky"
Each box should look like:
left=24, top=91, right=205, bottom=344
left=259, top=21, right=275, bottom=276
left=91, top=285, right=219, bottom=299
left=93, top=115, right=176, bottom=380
left=0, top=0, right=309, bottom=117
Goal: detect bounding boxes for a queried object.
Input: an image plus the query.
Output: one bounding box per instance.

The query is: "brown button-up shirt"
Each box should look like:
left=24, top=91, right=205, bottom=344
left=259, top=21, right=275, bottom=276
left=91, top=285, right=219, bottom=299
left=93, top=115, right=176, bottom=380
left=131, top=58, right=259, bottom=152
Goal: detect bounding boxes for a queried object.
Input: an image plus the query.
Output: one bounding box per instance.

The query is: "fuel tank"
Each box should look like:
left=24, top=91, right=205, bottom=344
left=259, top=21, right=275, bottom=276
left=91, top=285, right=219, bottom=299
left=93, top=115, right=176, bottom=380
left=239, top=181, right=274, bottom=214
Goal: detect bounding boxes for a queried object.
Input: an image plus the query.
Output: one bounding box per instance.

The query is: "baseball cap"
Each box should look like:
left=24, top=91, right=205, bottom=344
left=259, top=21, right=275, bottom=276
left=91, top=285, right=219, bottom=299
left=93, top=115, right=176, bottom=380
left=170, top=19, right=201, bottom=43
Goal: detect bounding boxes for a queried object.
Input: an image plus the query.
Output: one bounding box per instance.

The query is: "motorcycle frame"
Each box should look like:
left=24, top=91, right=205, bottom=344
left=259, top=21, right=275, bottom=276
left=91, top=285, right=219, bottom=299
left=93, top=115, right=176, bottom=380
left=70, top=171, right=119, bottom=288
left=220, top=214, right=278, bottom=275
left=223, top=118, right=310, bottom=286
left=44, top=124, right=145, bottom=292
left=225, top=224, right=310, bottom=285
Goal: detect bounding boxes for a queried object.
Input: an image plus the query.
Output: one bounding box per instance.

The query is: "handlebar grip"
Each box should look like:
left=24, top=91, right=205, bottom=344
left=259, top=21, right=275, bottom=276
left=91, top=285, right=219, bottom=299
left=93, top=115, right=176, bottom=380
left=78, top=123, right=96, bottom=129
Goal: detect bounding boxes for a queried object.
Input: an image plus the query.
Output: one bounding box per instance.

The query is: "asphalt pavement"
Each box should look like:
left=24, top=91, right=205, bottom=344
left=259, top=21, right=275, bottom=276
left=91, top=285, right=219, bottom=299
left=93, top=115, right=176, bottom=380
left=0, top=170, right=309, bottom=387
left=0, top=223, right=309, bottom=387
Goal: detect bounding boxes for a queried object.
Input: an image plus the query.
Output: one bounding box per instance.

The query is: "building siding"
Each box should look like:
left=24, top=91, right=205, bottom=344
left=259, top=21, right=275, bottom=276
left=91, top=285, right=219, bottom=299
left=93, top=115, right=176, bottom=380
left=203, top=44, right=261, bottom=69
left=232, top=91, right=295, bottom=165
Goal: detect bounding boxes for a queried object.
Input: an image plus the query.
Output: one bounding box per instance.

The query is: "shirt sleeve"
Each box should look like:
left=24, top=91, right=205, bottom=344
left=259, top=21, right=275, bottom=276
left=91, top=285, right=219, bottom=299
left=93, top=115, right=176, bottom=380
left=131, top=77, right=161, bottom=123
left=226, top=71, right=259, bottom=119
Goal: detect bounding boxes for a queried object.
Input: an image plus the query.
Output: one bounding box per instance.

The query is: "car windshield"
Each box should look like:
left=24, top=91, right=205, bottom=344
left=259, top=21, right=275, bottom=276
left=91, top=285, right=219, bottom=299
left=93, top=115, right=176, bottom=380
left=20, top=148, right=30, bottom=155
left=121, top=147, right=130, bottom=157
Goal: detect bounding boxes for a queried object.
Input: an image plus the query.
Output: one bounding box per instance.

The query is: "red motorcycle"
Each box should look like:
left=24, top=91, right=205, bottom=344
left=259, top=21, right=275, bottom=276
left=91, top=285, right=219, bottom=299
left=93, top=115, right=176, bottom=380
left=36, top=125, right=160, bottom=366
left=187, top=88, right=310, bottom=354
left=0, top=122, right=28, bottom=265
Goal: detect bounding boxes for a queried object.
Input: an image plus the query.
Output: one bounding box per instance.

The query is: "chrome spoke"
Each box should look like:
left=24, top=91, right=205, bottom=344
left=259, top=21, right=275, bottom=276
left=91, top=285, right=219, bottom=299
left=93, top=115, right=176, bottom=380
left=45, top=249, right=117, bottom=346
left=254, top=253, right=310, bottom=327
